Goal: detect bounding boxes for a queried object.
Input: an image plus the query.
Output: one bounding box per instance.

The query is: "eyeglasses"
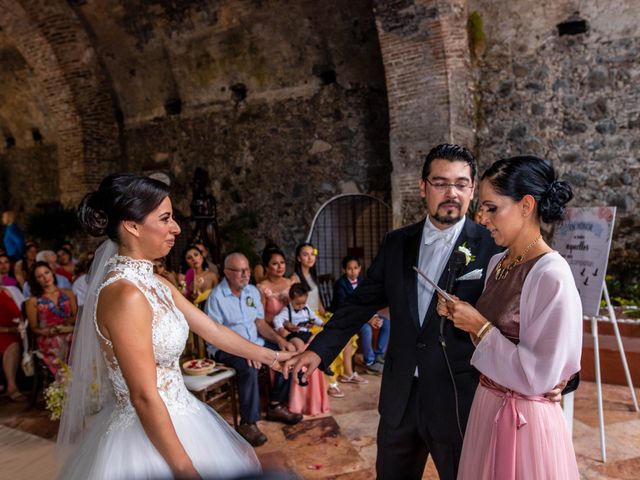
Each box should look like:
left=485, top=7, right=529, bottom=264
left=226, top=267, right=251, bottom=274
left=425, top=179, right=473, bottom=192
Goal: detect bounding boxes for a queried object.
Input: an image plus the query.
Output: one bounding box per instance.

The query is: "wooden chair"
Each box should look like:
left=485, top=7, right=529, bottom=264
left=317, top=273, right=335, bottom=310
left=181, top=332, right=240, bottom=429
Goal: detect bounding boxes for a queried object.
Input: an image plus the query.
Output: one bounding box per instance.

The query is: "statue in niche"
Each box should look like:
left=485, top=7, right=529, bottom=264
left=190, top=167, right=220, bottom=268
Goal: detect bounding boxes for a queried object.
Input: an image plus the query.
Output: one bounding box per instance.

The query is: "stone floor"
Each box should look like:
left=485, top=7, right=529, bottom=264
left=1, top=375, right=638, bottom=479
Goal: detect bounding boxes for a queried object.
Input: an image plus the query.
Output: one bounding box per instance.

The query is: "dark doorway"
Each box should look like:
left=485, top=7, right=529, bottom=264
left=308, top=194, right=391, bottom=280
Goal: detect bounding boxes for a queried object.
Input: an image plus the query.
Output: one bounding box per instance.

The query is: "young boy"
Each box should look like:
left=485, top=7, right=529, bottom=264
left=273, top=283, right=324, bottom=351
left=331, top=256, right=389, bottom=375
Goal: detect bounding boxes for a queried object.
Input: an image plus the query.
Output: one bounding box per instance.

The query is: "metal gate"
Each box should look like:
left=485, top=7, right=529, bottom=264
left=307, top=194, right=391, bottom=280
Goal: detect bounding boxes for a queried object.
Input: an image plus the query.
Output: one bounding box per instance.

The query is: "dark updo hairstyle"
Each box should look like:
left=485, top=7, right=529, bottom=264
left=77, top=173, right=171, bottom=241
left=481, top=156, right=573, bottom=223
left=29, top=261, right=58, bottom=298
left=261, top=245, right=285, bottom=271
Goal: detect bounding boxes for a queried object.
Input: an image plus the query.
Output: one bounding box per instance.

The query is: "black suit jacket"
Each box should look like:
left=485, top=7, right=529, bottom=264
left=329, top=274, right=363, bottom=313
left=309, top=217, right=502, bottom=441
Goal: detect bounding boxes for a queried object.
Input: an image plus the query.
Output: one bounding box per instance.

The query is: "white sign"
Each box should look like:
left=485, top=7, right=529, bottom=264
left=552, top=207, right=616, bottom=317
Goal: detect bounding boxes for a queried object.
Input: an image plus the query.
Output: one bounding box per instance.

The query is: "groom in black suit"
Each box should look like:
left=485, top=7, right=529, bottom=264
left=286, top=144, right=502, bottom=479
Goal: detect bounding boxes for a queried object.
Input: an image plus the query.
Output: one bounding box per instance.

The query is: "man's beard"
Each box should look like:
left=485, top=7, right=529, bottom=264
left=432, top=201, right=463, bottom=225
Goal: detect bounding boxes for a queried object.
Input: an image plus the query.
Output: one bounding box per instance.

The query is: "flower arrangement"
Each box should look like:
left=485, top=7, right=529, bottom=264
left=44, top=360, right=71, bottom=420
left=457, top=242, right=476, bottom=266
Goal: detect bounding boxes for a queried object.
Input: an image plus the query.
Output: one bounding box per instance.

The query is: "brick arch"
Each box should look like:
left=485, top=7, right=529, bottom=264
left=373, top=0, right=474, bottom=227
left=0, top=0, right=122, bottom=206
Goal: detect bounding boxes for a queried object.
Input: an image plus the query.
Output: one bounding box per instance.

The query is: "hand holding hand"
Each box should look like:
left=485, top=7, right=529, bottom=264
left=282, top=350, right=321, bottom=385
left=268, top=350, right=295, bottom=373
left=544, top=379, right=568, bottom=403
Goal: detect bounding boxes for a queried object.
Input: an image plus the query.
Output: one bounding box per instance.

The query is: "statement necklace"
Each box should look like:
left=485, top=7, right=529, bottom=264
left=494, top=234, right=542, bottom=280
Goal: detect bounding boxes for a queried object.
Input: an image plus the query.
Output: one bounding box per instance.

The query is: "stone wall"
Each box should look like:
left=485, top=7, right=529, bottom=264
left=373, top=0, right=475, bottom=226
left=470, top=0, right=640, bottom=264
left=125, top=84, right=390, bottom=258
left=0, top=143, right=59, bottom=215
left=106, top=0, right=391, bottom=258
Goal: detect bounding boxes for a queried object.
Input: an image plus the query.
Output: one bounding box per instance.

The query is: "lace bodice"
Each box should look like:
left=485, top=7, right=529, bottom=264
left=94, top=255, right=198, bottom=429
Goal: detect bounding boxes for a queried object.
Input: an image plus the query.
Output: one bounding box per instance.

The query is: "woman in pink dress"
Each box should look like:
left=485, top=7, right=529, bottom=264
left=25, top=261, right=77, bottom=377
left=438, top=156, right=581, bottom=479
left=258, top=246, right=329, bottom=416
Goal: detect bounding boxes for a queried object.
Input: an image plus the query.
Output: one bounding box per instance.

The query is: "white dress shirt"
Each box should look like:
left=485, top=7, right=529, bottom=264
left=415, top=216, right=465, bottom=378
left=417, top=216, right=466, bottom=326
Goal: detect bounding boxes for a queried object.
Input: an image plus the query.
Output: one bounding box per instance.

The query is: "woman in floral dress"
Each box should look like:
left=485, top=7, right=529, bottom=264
left=25, top=261, right=77, bottom=377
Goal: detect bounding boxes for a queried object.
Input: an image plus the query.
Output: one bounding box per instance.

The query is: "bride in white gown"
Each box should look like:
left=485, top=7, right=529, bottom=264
left=58, top=174, right=291, bottom=479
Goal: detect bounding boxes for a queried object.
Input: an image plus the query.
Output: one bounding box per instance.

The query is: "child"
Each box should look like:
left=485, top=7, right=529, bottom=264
left=273, top=283, right=324, bottom=351
left=332, top=256, right=389, bottom=376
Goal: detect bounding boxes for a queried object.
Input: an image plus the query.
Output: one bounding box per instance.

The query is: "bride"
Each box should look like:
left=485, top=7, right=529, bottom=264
left=58, top=174, right=291, bottom=479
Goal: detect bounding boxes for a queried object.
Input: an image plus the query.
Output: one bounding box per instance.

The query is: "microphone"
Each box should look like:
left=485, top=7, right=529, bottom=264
left=445, top=250, right=468, bottom=294
left=440, top=250, right=468, bottom=338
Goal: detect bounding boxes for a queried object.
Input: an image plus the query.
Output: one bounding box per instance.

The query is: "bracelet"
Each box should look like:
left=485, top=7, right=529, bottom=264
left=476, top=321, right=492, bottom=339
left=270, top=350, right=279, bottom=368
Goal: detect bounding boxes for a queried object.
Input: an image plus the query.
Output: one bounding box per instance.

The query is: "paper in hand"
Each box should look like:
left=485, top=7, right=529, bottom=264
left=412, top=266, right=454, bottom=302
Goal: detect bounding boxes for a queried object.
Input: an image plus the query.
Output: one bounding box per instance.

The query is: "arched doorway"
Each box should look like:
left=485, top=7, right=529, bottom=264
left=307, top=194, right=391, bottom=280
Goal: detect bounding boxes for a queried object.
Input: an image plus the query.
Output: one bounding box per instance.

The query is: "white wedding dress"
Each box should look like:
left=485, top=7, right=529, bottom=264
left=59, top=255, right=260, bottom=479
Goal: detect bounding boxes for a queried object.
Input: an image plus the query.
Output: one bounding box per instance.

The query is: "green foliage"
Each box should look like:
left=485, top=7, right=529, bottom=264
left=467, top=11, right=485, bottom=59
left=26, top=204, right=80, bottom=247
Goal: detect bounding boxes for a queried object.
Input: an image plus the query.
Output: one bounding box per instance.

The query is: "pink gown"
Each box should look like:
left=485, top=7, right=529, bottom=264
left=259, top=283, right=330, bottom=416
left=457, top=252, right=581, bottom=480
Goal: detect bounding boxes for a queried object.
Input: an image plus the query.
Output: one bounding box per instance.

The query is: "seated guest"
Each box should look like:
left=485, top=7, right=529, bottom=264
left=256, top=246, right=294, bottom=325
left=55, top=246, right=75, bottom=282
left=205, top=253, right=301, bottom=446
left=331, top=256, right=389, bottom=375
left=153, top=257, right=179, bottom=288
left=14, top=241, right=38, bottom=288
left=273, top=283, right=324, bottom=351
left=25, top=261, right=77, bottom=377
left=0, top=253, right=17, bottom=287
left=183, top=244, right=219, bottom=306
left=22, top=250, right=71, bottom=297
left=0, top=285, right=25, bottom=401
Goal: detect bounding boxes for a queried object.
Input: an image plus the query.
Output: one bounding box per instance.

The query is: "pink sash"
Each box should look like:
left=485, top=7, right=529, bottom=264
left=480, top=375, right=550, bottom=479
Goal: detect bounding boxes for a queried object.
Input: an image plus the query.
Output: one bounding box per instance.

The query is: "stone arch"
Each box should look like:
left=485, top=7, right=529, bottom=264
left=0, top=0, right=122, bottom=206
left=373, top=0, right=474, bottom=226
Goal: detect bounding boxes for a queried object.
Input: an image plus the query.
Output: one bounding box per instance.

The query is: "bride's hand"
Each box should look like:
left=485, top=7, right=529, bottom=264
left=268, top=350, right=294, bottom=373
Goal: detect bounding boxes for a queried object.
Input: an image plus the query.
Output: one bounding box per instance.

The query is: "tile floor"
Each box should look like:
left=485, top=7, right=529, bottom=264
left=1, top=375, right=638, bottom=479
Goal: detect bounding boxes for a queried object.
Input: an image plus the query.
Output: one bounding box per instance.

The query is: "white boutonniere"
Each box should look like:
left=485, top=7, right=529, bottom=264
left=246, top=296, right=256, bottom=308
left=457, top=242, right=476, bottom=266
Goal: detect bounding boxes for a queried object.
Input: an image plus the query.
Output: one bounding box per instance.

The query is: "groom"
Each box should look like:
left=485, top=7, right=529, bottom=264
left=287, top=144, right=502, bottom=479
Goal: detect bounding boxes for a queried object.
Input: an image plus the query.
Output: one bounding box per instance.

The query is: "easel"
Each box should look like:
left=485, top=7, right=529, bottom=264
left=555, top=206, right=639, bottom=463
left=565, top=282, right=640, bottom=462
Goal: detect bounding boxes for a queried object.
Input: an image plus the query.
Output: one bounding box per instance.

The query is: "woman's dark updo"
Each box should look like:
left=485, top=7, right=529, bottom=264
left=77, top=173, right=171, bottom=241
left=481, top=156, right=573, bottom=223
